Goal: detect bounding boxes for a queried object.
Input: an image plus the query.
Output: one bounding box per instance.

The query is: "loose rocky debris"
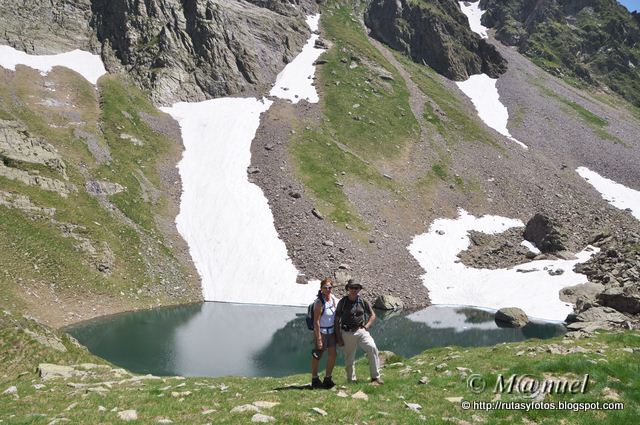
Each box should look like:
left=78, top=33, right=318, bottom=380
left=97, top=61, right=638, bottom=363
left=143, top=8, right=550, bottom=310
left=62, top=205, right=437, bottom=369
left=566, top=230, right=640, bottom=336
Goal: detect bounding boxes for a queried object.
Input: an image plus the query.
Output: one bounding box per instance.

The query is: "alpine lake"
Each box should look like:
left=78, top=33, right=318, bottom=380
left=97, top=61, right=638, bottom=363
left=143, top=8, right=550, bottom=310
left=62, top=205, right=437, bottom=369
left=65, top=303, right=565, bottom=378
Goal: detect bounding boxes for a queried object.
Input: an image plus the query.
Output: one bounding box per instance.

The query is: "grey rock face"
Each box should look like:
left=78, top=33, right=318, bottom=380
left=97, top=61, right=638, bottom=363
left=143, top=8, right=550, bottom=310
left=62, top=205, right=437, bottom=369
left=1, top=0, right=317, bottom=104
left=365, top=0, right=507, bottom=80
left=1, top=120, right=67, bottom=176
left=373, top=294, right=404, bottom=311
left=0, top=0, right=98, bottom=54
left=523, top=213, right=567, bottom=253
left=494, top=307, right=529, bottom=327
left=598, top=285, right=640, bottom=315
left=91, top=0, right=315, bottom=104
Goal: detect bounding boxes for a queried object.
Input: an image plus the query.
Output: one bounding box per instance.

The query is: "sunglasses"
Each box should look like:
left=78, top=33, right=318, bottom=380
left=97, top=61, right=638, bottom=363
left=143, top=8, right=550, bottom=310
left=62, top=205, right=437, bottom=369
left=322, top=286, right=333, bottom=290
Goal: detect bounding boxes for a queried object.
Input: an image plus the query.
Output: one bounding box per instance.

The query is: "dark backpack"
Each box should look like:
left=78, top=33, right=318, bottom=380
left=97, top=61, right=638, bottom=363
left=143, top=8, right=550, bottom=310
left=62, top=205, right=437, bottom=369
left=305, top=295, right=326, bottom=330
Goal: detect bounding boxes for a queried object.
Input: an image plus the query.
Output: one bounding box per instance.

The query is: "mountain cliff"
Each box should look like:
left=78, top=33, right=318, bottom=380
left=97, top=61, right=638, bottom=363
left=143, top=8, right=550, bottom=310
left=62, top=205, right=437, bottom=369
left=0, top=0, right=319, bottom=104
left=365, top=0, right=507, bottom=80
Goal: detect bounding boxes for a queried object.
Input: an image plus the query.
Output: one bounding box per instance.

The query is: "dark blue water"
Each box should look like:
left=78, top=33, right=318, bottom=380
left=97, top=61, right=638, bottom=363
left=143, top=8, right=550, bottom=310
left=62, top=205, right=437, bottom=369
left=66, top=303, right=565, bottom=378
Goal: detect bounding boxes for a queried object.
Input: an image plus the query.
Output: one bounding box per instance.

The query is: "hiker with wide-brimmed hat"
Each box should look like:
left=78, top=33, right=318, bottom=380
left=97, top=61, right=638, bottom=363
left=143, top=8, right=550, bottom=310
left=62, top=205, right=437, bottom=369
left=334, top=279, right=383, bottom=385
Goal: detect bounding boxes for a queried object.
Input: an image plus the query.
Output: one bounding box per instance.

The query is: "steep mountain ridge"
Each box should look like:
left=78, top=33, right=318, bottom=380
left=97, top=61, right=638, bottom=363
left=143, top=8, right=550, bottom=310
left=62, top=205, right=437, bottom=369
left=479, top=0, right=640, bottom=106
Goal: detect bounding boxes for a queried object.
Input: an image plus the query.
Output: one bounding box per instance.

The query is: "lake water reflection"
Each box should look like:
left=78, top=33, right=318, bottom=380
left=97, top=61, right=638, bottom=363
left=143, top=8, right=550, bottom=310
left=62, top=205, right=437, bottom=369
left=66, top=303, right=565, bottom=378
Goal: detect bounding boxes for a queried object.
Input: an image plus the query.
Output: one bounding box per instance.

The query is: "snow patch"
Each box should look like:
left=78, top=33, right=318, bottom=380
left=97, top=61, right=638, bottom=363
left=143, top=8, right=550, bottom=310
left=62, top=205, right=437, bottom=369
left=408, top=209, right=598, bottom=321
left=456, top=74, right=527, bottom=149
left=576, top=167, right=640, bottom=220
left=162, top=16, right=325, bottom=306
left=521, top=240, right=541, bottom=255
left=0, top=45, right=106, bottom=84
left=459, top=1, right=489, bottom=39
left=269, top=14, right=325, bottom=103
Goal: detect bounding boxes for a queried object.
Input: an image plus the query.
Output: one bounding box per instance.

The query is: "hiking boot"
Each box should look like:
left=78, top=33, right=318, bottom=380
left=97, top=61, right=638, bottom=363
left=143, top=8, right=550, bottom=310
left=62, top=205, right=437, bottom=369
left=323, top=376, right=336, bottom=389
left=370, top=378, right=384, bottom=386
left=311, top=377, right=322, bottom=388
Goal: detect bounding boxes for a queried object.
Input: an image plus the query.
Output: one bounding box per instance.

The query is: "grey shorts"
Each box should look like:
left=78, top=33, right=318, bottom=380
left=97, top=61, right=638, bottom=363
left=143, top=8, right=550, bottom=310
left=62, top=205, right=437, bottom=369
left=313, top=332, right=336, bottom=349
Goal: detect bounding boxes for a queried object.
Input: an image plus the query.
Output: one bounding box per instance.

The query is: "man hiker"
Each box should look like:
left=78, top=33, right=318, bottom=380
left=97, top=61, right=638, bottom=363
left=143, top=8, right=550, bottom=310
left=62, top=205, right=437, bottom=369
left=334, top=279, right=383, bottom=385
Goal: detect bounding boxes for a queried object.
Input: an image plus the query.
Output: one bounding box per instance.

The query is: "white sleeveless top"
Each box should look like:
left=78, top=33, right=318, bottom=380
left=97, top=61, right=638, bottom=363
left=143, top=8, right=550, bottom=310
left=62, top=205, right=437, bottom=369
left=318, top=295, right=337, bottom=333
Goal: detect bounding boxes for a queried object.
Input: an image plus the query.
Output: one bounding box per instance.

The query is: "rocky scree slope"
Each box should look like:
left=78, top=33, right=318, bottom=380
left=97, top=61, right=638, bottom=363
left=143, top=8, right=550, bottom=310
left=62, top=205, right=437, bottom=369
left=479, top=0, right=640, bottom=107
left=365, top=0, right=507, bottom=80
left=0, top=0, right=319, bottom=105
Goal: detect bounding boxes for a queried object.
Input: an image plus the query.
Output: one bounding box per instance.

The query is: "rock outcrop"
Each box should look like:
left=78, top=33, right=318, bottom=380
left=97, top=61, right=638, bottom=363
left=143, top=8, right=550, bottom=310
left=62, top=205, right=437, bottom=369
left=90, top=0, right=317, bottom=104
left=0, top=0, right=98, bottom=54
left=567, top=229, right=640, bottom=335
left=365, top=0, right=507, bottom=80
left=0, top=0, right=319, bottom=104
left=523, top=213, right=567, bottom=253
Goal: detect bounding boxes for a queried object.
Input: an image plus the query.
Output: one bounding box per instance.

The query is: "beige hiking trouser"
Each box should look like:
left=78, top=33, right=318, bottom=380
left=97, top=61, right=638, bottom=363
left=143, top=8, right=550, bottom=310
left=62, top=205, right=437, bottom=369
left=341, top=327, right=380, bottom=381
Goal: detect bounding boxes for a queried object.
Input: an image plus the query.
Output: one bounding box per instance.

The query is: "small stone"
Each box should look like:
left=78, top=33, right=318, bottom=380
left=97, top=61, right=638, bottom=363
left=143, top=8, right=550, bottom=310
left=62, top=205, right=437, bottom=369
left=253, top=401, right=279, bottom=409
left=336, top=390, right=348, bottom=398
left=288, top=191, right=301, bottom=199
left=98, top=406, right=106, bottom=412
left=436, top=230, right=445, bottom=235
left=251, top=413, right=276, bottom=423
left=247, top=167, right=260, bottom=174
left=323, top=240, right=334, bottom=247
left=157, top=419, right=173, bottom=424
left=418, top=377, right=429, bottom=385
left=404, top=402, right=422, bottom=412
left=446, top=397, right=463, bottom=403
left=230, top=404, right=260, bottom=414
left=312, top=407, right=328, bottom=416
left=201, top=409, right=216, bottom=415
left=352, top=390, right=368, bottom=400
left=3, top=386, right=17, bottom=395
left=312, top=208, right=324, bottom=220
left=117, top=410, right=138, bottom=421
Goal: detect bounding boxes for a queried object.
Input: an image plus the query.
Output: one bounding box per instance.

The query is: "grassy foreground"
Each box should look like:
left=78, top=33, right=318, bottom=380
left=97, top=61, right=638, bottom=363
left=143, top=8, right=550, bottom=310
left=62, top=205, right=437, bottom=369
left=1, top=312, right=638, bottom=424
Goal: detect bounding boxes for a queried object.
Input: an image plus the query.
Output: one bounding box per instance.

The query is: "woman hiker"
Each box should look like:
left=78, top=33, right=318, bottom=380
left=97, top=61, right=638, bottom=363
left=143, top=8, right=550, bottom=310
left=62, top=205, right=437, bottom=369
left=334, top=279, right=383, bottom=385
left=311, top=277, right=338, bottom=389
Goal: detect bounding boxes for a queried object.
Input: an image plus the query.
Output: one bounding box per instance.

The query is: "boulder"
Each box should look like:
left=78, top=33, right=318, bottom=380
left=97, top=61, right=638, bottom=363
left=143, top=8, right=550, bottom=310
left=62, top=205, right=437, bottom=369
left=38, top=364, right=75, bottom=379
left=523, top=213, right=567, bottom=253
left=598, top=286, right=640, bottom=315
left=373, top=295, right=404, bottom=311
left=495, top=307, right=529, bottom=328
left=575, top=306, right=628, bottom=324
left=559, top=282, right=604, bottom=304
